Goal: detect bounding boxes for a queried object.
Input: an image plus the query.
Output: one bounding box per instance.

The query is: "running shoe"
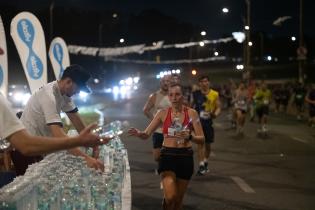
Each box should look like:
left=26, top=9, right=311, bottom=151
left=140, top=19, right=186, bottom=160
left=196, top=165, right=206, bottom=176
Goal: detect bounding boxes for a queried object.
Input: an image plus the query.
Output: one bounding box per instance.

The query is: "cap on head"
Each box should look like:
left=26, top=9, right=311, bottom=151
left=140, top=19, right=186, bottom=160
left=61, top=64, right=91, bottom=93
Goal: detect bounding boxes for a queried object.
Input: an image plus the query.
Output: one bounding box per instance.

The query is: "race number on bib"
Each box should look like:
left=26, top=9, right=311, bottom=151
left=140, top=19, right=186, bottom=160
left=168, top=127, right=176, bottom=136
left=200, top=111, right=211, bottom=120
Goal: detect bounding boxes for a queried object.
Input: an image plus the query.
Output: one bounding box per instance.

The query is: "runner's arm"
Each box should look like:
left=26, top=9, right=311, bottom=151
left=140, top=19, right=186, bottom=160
left=143, top=93, right=156, bottom=120
left=189, top=109, right=205, bottom=144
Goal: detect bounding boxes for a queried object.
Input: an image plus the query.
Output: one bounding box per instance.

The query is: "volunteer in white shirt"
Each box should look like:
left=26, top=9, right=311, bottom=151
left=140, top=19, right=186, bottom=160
left=20, top=64, right=104, bottom=171
left=0, top=93, right=110, bottom=155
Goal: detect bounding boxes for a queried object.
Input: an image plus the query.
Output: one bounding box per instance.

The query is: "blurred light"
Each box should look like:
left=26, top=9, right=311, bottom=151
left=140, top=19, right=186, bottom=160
left=236, top=64, right=244, bottom=70
left=94, top=78, right=99, bottom=84
left=156, top=75, right=160, bottom=79
left=163, top=71, right=168, bottom=75
left=167, top=71, right=172, bottom=75
left=79, top=91, right=88, bottom=99
left=176, top=69, right=181, bottom=74
left=133, top=86, right=138, bottom=90
left=291, top=36, right=296, bottom=41
left=120, top=86, right=127, bottom=95
left=248, top=41, right=253, bottom=46
left=244, top=25, right=250, bottom=30
left=172, top=70, right=176, bottom=74
left=232, top=32, right=245, bottom=43
left=192, top=69, right=197, bottom=75
left=214, top=51, right=219, bottom=56
left=133, top=77, right=140, bottom=84
left=267, top=56, right=272, bottom=61
left=8, top=92, right=13, bottom=96
left=13, top=92, right=24, bottom=102
left=11, top=85, right=16, bottom=89
left=153, top=42, right=157, bottom=46
left=201, top=31, right=206, bottom=36
left=104, top=88, right=112, bottom=93
left=22, top=93, right=31, bottom=105
left=125, top=77, right=133, bottom=85
left=222, top=7, right=229, bottom=13
left=113, top=13, right=118, bottom=18
left=119, top=80, right=125, bottom=85
left=119, top=38, right=125, bottom=43
left=274, top=57, right=278, bottom=62
left=113, top=86, right=119, bottom=94
left=199, top=41, right=205, bottom=47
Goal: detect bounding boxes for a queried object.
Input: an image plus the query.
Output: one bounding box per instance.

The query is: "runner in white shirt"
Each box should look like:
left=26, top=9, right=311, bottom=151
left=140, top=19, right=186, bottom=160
left=143, top=75, right=171, bottom=165
left=0, top=93, right=110, bottom=156
left=232, top=82, right=248, bottom=135
left=20, top=64, right=104, bottom=171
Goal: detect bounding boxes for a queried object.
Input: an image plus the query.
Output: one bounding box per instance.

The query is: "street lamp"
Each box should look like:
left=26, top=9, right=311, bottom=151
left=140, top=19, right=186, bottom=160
left=248, top=41, right=253, bottom=46
left=199, top=41, right=205, bottom=47
left=119, top=38, right=125, bottom=43
left=201, top=31, right=206, bottom=36
left=291, top=36, right=296, bottom=41
left=214, top=51, right=219, bottom=56
left=222, top=7, right=229, bottom=13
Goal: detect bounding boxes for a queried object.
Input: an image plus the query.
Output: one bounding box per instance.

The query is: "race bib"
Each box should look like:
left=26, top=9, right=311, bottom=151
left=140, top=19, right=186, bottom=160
left=168, top=127, right=176, bottom=136
left=200, top=111, right=211, bottom=119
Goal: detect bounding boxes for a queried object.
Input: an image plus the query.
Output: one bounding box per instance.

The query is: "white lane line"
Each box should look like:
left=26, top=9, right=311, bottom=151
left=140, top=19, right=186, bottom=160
left=230, top=176, right=255, bottom=193
left=292, top=137, right=308, bottom=144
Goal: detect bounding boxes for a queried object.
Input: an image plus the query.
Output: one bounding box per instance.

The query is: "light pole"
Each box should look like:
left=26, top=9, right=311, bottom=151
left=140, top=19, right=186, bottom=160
left=244, top=0, right=251, bottom=81
left=49, top=1, right=54, bottom=42
left=49, top=0, right=55, bottom=81
left=298, top=0, right=305, bottom=84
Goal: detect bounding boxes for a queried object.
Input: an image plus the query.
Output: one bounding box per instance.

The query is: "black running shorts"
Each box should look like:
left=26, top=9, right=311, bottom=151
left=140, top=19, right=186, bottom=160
left=158, top=147, right=194, bottom=180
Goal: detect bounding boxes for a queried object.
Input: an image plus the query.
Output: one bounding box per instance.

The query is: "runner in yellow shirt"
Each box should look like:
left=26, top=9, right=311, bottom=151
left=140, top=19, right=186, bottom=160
left=254, top=82, right=272, bottom=134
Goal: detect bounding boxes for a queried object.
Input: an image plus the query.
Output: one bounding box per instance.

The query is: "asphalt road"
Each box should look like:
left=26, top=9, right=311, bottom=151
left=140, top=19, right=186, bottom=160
left=99, top=87, right=315, bottom=210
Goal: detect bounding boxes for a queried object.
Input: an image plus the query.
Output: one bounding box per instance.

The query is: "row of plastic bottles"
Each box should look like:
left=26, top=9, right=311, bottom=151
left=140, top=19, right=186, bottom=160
left=0, top=121, right=129, bottom=210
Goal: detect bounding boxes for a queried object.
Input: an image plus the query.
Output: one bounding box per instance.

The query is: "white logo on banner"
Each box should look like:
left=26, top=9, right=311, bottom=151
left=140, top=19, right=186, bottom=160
left=11, top=12, right=47, bottom=94
left=49, top=37, right=70, bottom=79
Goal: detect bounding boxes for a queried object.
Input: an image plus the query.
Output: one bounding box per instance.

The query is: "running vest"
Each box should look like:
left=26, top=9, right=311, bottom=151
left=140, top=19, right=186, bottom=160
left=234, top=89, right=248, bottom=110
left=163, top=107, right=190, bottom=137
left=152, top=90, right=171, bottom=133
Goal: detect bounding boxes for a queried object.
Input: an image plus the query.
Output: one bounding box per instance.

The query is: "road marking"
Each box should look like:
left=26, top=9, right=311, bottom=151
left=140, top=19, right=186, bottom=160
left=230, top=176, right=255, bottom=193
left=292, top=137, right=308, bottom=144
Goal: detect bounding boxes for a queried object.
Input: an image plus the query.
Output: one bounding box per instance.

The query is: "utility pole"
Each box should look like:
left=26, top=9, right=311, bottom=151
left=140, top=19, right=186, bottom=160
left=243, top=0, right=251, bottom=82
left=49, top=0, right=55, bottom=82
left=298, top=0, right=305, bottom=84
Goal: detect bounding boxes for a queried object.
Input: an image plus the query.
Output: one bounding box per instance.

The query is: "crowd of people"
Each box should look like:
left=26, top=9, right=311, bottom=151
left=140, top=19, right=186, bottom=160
left=131, top=74, right=315, bottom=209
left=1, top=66, right=315, bottom=209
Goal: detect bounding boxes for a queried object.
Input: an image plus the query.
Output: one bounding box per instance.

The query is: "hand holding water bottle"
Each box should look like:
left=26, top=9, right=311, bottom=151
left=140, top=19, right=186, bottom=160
left=76, top=123, right=112, bottom=147
left=174, top=118, right=193, bottom=143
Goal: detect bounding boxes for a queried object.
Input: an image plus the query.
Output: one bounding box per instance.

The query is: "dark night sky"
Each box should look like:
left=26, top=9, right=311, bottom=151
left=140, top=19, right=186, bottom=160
left=1, top=0, right=315, bottom=84
left=2, top=0, right=315, bottom=40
